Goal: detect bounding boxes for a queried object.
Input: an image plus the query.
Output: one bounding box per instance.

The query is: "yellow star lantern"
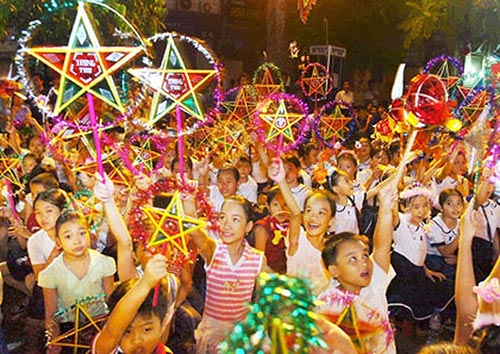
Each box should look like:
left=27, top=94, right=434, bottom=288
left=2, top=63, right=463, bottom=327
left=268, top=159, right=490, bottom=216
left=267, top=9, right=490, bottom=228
left=25, top=2, right=143, bottom=114
left=144, top=190, right=206, bottom=256
left=48, top=303, right=106, bottom=354
left=211, top=120, right=250, bottom=163
left=316, top=104, right=351, bottom=145
left=300, top=64, right=332, bottom=100
left=0, top=153, right=21, bottom=188
left=128, top=34, right=217, bottom=128
left=253, top=63, right=284, bottom=99
left=260, top=99, right=303, bottom=144
left=220, top=85, right=258, bottom=126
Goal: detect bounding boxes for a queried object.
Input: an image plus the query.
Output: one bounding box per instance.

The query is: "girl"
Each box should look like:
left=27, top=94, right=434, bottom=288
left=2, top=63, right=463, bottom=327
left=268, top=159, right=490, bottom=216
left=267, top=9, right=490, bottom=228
left=433, top=149, right=470, bottom=199
left=38, top=211, right=116, bottom=352
left=387, top=186, right=447, bottom=321
left=252, top=185, right=290, bottom=274
left=27, top=188, right=67, bottom=278
left=269, top=158, right=333, bottom=295
left=426, top=188, right=464, bottom=280
left=328, top=168, right=391, bottom=235
left=185, top=194, right=265, bottom=354
left=316, top=181, right=398, bottom=354
left=336, top=151, right=364, bottom=192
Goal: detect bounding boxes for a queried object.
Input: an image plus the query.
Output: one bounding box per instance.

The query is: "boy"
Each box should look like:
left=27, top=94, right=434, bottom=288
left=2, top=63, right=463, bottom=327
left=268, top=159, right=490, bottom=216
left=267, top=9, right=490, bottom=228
left=316, top=181, right=397, bottom=354
left=92, top=254, right=174, bottom=354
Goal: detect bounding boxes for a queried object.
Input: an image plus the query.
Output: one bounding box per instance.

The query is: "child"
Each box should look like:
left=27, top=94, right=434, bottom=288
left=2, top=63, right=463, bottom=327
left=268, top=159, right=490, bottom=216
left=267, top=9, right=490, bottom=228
left=198, top=157, right=240, bottom=212
left=269, top=158, right=332, bottom=295
left=92, top=254, right=173, bottom=354
left=252, top=185, right=290, bottom=274
left=39, top=211, right=116, bottom=349
left=316, top=181, right=398, bottom=354
left=328, top=168, right=391, bottom=235
left=27, top=188, right=67, bottom=278
left=236, top=155, right=258, bottom=204
left=282, top=155, right=311, bottom=210
left=185, top=194, right=265, bottom=353
left=426, top=188, right=464, bottom=280
left=336, top=150, right=364, bottom=192
left=387, top=185, right=448, bottom=321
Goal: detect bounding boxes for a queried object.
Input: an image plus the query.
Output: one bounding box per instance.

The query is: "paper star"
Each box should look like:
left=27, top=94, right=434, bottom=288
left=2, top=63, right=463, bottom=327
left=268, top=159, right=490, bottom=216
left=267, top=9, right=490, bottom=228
left=220, top=85, right=258, bottom=125
left=212, top=121, right=250, bottom=162
left=128, top=35, right=217, bottom=128
left=260, top=99, right=303, bottom=144
left=49, top=303, right=106, bottom=353
left=0, top=153, right=21, bottom=188
left=144, top=190, right=205, bottom=256
left=253, top=66, right=283, bottom=98
left=317, top=105, right=351, bottom=141
left=26, top=2, right=143, bottom=114
left=75, top=156, right=132, bottom=187
left=301, top=65, right=329, bottom=97
left=130, top=142, right=162, bottom=174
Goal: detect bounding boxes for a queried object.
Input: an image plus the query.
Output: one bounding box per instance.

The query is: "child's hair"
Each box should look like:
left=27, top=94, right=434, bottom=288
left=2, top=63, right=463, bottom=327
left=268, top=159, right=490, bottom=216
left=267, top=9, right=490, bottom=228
left=107, top=278, right=168, bottom=322
left=237, top=155, right=252, bottom=166
left=438, top=188, right=464, bottom=208
left=304, top=189, right=336, bottom=218
left=22, top=152, right=41, bottom=166
left=55, top=210, right=88, bottom=238
left=282, top=155, right=301, bottom=169
left=328, top=169, right=349, bottom=191
left=170, top=156, right=193, bottom=172
left=336, top=151, right=358, bottom=167
left=300, top=143, right=318, bottom=159
left=266, top=185, right=283, bottom=204
left=34, top=188, right=68, bottom=211
left=322, top=232, right=369, bottom=268
left=217, top=166, right=240, bottom=183
left=222, top=195, right=253, bottom=222
left=417, top=342, right=474, bottom=354
left=29, top=172, right=59, bottom=190
left=470, top=324, right=500, bottom=354
left=399, top=184, right=433, bottom=209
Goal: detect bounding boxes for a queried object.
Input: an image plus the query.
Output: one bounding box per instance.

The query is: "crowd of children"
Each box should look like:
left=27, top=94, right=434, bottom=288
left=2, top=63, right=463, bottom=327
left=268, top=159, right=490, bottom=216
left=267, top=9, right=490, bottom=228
left=0, top=77, right=500, bottom=354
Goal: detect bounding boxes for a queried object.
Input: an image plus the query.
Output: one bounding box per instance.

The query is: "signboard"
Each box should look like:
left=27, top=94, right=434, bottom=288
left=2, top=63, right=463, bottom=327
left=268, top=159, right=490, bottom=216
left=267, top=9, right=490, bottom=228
left=309, top=45, right=347, bottom=58
left=166, top=0, right=221, bottom=15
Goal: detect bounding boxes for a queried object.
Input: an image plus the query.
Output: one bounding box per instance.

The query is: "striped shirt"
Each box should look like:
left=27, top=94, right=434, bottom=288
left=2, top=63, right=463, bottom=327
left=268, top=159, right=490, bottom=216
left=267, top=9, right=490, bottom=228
left=204, top=240, right=263, bottom=322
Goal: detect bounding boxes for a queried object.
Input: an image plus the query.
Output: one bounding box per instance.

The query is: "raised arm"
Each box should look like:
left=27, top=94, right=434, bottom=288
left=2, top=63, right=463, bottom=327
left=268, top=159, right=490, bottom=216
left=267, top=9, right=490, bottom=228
left=454, top=200, right=478, bottom=345
left=372, top=180, right=398, bottom=273
left=93, top=254, right=168, bottom=354
left=268, top=158, right=302, bottom=256
left=93, top=173, right=137, bottom=281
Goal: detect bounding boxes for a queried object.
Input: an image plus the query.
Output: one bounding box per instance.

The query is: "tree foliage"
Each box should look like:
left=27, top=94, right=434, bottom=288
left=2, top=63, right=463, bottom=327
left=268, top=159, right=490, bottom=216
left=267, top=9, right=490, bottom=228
left=0, top=0, right=167, bottom=41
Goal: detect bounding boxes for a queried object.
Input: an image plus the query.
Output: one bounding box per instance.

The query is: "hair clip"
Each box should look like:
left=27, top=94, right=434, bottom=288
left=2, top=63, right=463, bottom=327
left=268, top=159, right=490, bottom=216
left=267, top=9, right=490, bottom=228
left=473, top=278, right=500, bottom=303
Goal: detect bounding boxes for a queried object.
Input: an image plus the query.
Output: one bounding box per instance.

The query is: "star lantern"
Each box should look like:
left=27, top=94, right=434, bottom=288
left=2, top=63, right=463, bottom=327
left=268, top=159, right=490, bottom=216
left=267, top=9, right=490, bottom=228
left=210, top=120, right=251, bottom=163
left=0, top=152, right=21, bottom=188
left=300, top=63, right=333, bottom=101
left=128, top=33, right=218, bottom=129
left=255, top=93, right=309, bottom=154
left=220, top=84, right=259, bottom=127
left=48, top=303, right=107, bottom=354
left=144, top=190, right=206, bottom=257
left=314, top=100, right=351, bottom=148
left=25, top=2, right=144, bottom=114
left=252, top=62, right=285, bottom=99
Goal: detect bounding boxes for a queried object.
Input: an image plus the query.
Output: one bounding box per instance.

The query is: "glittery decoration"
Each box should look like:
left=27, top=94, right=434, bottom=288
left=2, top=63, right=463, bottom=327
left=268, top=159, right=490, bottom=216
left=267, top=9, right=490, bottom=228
left=220, top=272, right=329, bottom=353
left=127, top=178, right=218, bottom=265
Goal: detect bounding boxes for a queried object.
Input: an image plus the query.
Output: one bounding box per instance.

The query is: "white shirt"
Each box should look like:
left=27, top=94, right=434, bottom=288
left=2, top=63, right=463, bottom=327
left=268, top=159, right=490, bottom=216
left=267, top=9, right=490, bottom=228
left=238, top=176, right=258, bottom=204
left=333, top=192, right=364, bottom=235
left=427, top=214, right=459, bottom=256
left=27, top=229, right=56, bottom=266
left=392, top=212, right=427, bottom=266
left=290, top=183, right=310, bottom=211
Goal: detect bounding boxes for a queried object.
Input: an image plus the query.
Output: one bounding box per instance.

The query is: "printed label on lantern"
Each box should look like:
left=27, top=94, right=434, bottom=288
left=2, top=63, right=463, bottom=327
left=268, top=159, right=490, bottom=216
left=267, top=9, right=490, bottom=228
left=275, top=117, right=287, bottom=129
left=164, top=73, right=188, bottom=98
left=70, top=53, right=102, bottom=84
